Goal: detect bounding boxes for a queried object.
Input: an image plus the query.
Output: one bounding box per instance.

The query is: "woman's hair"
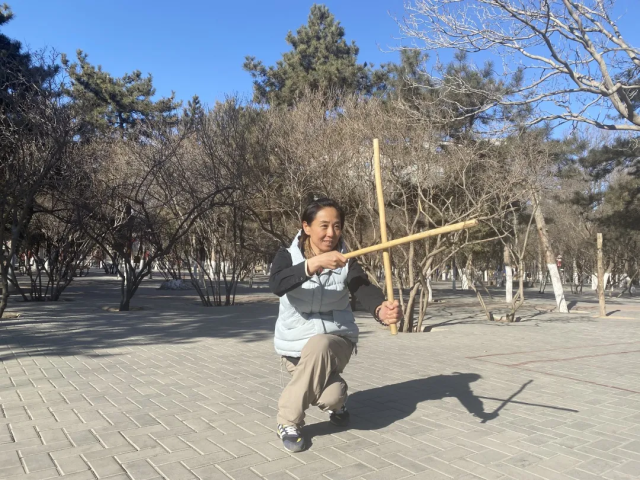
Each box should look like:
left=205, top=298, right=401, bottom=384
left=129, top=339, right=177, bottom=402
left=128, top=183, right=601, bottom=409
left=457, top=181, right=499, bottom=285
left=299, top=198, right=345, bottom=248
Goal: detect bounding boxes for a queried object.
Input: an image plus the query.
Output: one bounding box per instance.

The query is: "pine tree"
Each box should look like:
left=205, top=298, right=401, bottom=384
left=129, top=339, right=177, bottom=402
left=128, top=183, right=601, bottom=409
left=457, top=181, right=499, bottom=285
left=62, top=50, right=180, bottom=135
left=375, top=50, right=525, bottom=137
left=0, top=4, right=57, bottom=110
left=579, top=136, right=640, bottom=230
left=244, top=4, right=372, bottom=107
left=375, top=50, right=432, bottom=106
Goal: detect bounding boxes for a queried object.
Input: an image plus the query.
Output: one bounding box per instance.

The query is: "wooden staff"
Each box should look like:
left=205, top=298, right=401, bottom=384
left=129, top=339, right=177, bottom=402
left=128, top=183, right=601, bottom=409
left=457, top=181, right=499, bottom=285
left=344, top=219, right=479, bottom=260
left=372, top=139, right=398, bottom=335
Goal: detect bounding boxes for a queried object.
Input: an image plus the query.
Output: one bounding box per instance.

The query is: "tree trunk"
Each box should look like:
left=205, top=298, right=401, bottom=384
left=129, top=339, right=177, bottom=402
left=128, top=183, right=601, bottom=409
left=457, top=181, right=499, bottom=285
left=0, top=269, right=9, bottom=318
left=119, top=264, right=135, bottom=311
left=461, top=270, right=469, bottom=290
left=518, top=259, right=525, bottom=306
left=532, top=192, right=568, bottom=313
left=186, top=258, right=212, bottom=306
left=416, top=283, right=429, bottom=333
left=462, top=254, right=473, bottom=291
left=468, top=277, right=492, bottom=321
left=504, top=245, right=513, bottom=304
left=402, top=283, right=420, bottom=332
left=119, top=282, right=131, bottom=311
left=603, top=260, right=614, bottom=297
left=597, top=233, right=606, bottom=316
left=538, top=243, right=545, bottom=292
left=451, top=259, right=456, bottom=290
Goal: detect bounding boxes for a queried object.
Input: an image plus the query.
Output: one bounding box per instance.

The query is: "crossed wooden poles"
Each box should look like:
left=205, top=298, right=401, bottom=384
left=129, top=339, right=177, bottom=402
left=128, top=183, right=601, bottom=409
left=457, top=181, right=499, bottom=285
left=343, top=139, right=479, bottom=335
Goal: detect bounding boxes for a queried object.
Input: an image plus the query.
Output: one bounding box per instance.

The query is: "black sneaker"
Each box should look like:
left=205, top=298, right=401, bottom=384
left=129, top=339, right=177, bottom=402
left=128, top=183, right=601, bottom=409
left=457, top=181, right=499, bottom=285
left=277, top=424, right=306, bottom=453
left=329, top=406, right=350, bottom=427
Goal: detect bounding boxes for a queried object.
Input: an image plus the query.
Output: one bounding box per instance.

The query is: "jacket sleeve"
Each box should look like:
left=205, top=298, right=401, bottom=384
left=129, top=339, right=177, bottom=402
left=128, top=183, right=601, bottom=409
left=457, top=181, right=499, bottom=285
left=347, top=259, right=385, bottom=317
left=268, top=247, right=309, bottom=297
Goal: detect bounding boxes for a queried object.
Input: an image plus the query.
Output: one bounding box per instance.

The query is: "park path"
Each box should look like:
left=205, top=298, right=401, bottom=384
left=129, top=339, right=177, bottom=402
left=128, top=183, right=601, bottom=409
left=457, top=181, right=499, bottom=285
left=0, top=274, right=639, bottom=480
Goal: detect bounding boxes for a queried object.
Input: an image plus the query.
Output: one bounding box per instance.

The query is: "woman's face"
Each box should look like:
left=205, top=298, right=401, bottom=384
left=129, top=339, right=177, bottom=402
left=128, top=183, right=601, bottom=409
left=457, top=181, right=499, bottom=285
left=303, top=207, right=342, bottom=254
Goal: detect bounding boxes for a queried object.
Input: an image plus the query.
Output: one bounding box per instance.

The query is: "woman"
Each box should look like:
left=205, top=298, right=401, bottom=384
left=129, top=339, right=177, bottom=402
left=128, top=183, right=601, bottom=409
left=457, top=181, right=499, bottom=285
left=269, top=198, right=401, bottom=452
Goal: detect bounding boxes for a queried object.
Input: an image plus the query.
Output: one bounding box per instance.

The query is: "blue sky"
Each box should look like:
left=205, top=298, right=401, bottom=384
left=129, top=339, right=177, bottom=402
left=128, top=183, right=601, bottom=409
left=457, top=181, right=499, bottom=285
left=5, top=0, right=639, bottom=116
left=5, top=0, right=408, bottom=106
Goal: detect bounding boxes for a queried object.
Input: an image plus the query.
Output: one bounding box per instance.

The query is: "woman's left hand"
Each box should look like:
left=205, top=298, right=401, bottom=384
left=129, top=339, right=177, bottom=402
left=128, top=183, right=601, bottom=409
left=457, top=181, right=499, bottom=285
left=377, top=300, right=402, bottom=324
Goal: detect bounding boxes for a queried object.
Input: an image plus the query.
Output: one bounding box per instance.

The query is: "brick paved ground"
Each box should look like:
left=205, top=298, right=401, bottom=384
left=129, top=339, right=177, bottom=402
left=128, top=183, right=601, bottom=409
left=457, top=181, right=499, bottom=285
left=1, top=274, right=639, bottom=480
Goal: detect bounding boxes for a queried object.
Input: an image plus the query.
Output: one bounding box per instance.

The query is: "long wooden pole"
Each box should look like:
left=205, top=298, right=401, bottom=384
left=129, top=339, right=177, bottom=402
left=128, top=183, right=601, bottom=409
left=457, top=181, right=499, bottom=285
left=597, top=233, right=606, bottom=317
left=344, top=220, right=479, bottom=260
left=372, top=139, right=397, bottom=335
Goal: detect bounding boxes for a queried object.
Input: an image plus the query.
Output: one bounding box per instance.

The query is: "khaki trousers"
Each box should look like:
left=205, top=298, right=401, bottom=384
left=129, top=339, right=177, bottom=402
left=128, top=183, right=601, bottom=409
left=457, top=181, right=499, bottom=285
left=277, top=334, right=353, bottom=427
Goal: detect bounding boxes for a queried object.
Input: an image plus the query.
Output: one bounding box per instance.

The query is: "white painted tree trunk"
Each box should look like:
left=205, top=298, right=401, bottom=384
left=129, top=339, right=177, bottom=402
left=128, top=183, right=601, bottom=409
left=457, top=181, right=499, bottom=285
left=604, top=272, right=611, bottom=290
left=484, top=270, right=488, bottom=283
left=442, top=269, right=447, bottom=281
left=592, top=274, right=598, bottom=290
left=461, top=270, right=469, bottom=290
left=451, top=261, right=456, bottom=290
left=573, top=259, right=579, bottom=285
left=547, top=263, right=568, bottom=312
left=504, top=246, right=513, bottom=304
left=533, top=192, right=568, bottom=313
left=427, top=269, right=433, bottom=302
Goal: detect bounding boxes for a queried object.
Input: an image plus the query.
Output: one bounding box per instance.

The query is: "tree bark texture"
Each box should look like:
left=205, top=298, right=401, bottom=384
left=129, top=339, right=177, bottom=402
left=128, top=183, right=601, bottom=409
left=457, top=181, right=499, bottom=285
left=597, top=233, right=606, bottom=317
left=532, top=192, right=568, bottom=313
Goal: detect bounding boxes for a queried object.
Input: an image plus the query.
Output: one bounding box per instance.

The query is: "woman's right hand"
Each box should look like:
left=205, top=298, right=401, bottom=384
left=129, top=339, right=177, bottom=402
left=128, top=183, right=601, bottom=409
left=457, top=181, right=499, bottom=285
left=307, top=251, right=347, bottom=275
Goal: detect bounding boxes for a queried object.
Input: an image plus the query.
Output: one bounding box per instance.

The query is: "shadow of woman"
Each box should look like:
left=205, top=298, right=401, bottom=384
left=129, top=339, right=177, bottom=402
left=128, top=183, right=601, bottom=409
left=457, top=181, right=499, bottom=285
left=305, top=372, right=497, bottom=439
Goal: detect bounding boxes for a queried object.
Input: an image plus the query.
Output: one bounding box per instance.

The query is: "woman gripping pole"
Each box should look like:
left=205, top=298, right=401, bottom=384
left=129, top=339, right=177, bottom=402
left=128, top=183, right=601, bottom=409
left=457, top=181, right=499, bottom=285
left=269, top=198, right=402, bottom=452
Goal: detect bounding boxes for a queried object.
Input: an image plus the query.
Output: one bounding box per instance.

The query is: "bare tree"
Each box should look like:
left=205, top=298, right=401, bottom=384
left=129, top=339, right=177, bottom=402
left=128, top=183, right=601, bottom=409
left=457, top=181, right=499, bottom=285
left=400, top=0, right=640, bottom=131
left=76, top=118, right=234, bottom=311
left=20, top=203, right=94, bottom=301
left=299, top=94, right=518, bottom=331
left=487, top=201, right=538, bottom=317
left=1, top=69, right=77, bottom=317
left=184, top=203, right=262, bottom=307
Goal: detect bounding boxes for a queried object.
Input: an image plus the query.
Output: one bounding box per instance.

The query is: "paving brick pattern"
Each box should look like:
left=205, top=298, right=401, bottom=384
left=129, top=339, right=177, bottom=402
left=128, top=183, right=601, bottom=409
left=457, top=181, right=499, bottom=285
left=1, top=276, right=640, bottom=479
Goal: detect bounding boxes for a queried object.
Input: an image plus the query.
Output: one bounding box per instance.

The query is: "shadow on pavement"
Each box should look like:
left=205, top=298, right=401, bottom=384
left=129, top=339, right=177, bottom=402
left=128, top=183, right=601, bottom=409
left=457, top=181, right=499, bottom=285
left=0, top=302, right=280, bottom=361
left=305, top=373, right=578, bottom=442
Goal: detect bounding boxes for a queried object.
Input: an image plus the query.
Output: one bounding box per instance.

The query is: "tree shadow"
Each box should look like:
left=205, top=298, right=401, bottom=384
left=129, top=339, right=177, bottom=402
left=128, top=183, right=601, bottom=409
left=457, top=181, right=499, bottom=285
left=0, top=276, right=281, bottom=360
left=0, top=306, right=279, bottom=362
left=0, top=275, right=374, bottom=361
left=305, top=373, right=578, bottom=442
left=421, top=308, right=558, bottom=330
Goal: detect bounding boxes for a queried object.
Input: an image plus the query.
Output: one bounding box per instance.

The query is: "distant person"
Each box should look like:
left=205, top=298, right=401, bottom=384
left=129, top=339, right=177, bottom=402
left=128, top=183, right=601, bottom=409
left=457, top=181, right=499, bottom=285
left=269, top=198, right=401, bottom=452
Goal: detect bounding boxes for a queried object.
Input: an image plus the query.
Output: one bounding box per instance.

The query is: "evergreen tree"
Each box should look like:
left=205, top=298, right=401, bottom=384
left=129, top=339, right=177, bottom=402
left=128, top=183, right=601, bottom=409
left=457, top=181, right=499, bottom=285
left=439, top=51, right=505, bottom=134
left=580, top=136, right=640, bottom=181
left=375, top=50, right=526, bottom=137
left=243, top=4, right=373, bottom=107
left=579, top=136, right=640, bottom=230
left=0, top=4, right=57, bottom=110
left=62, top=50, right=180, bottom=135
left=375, top=50, right=433, bottom=107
